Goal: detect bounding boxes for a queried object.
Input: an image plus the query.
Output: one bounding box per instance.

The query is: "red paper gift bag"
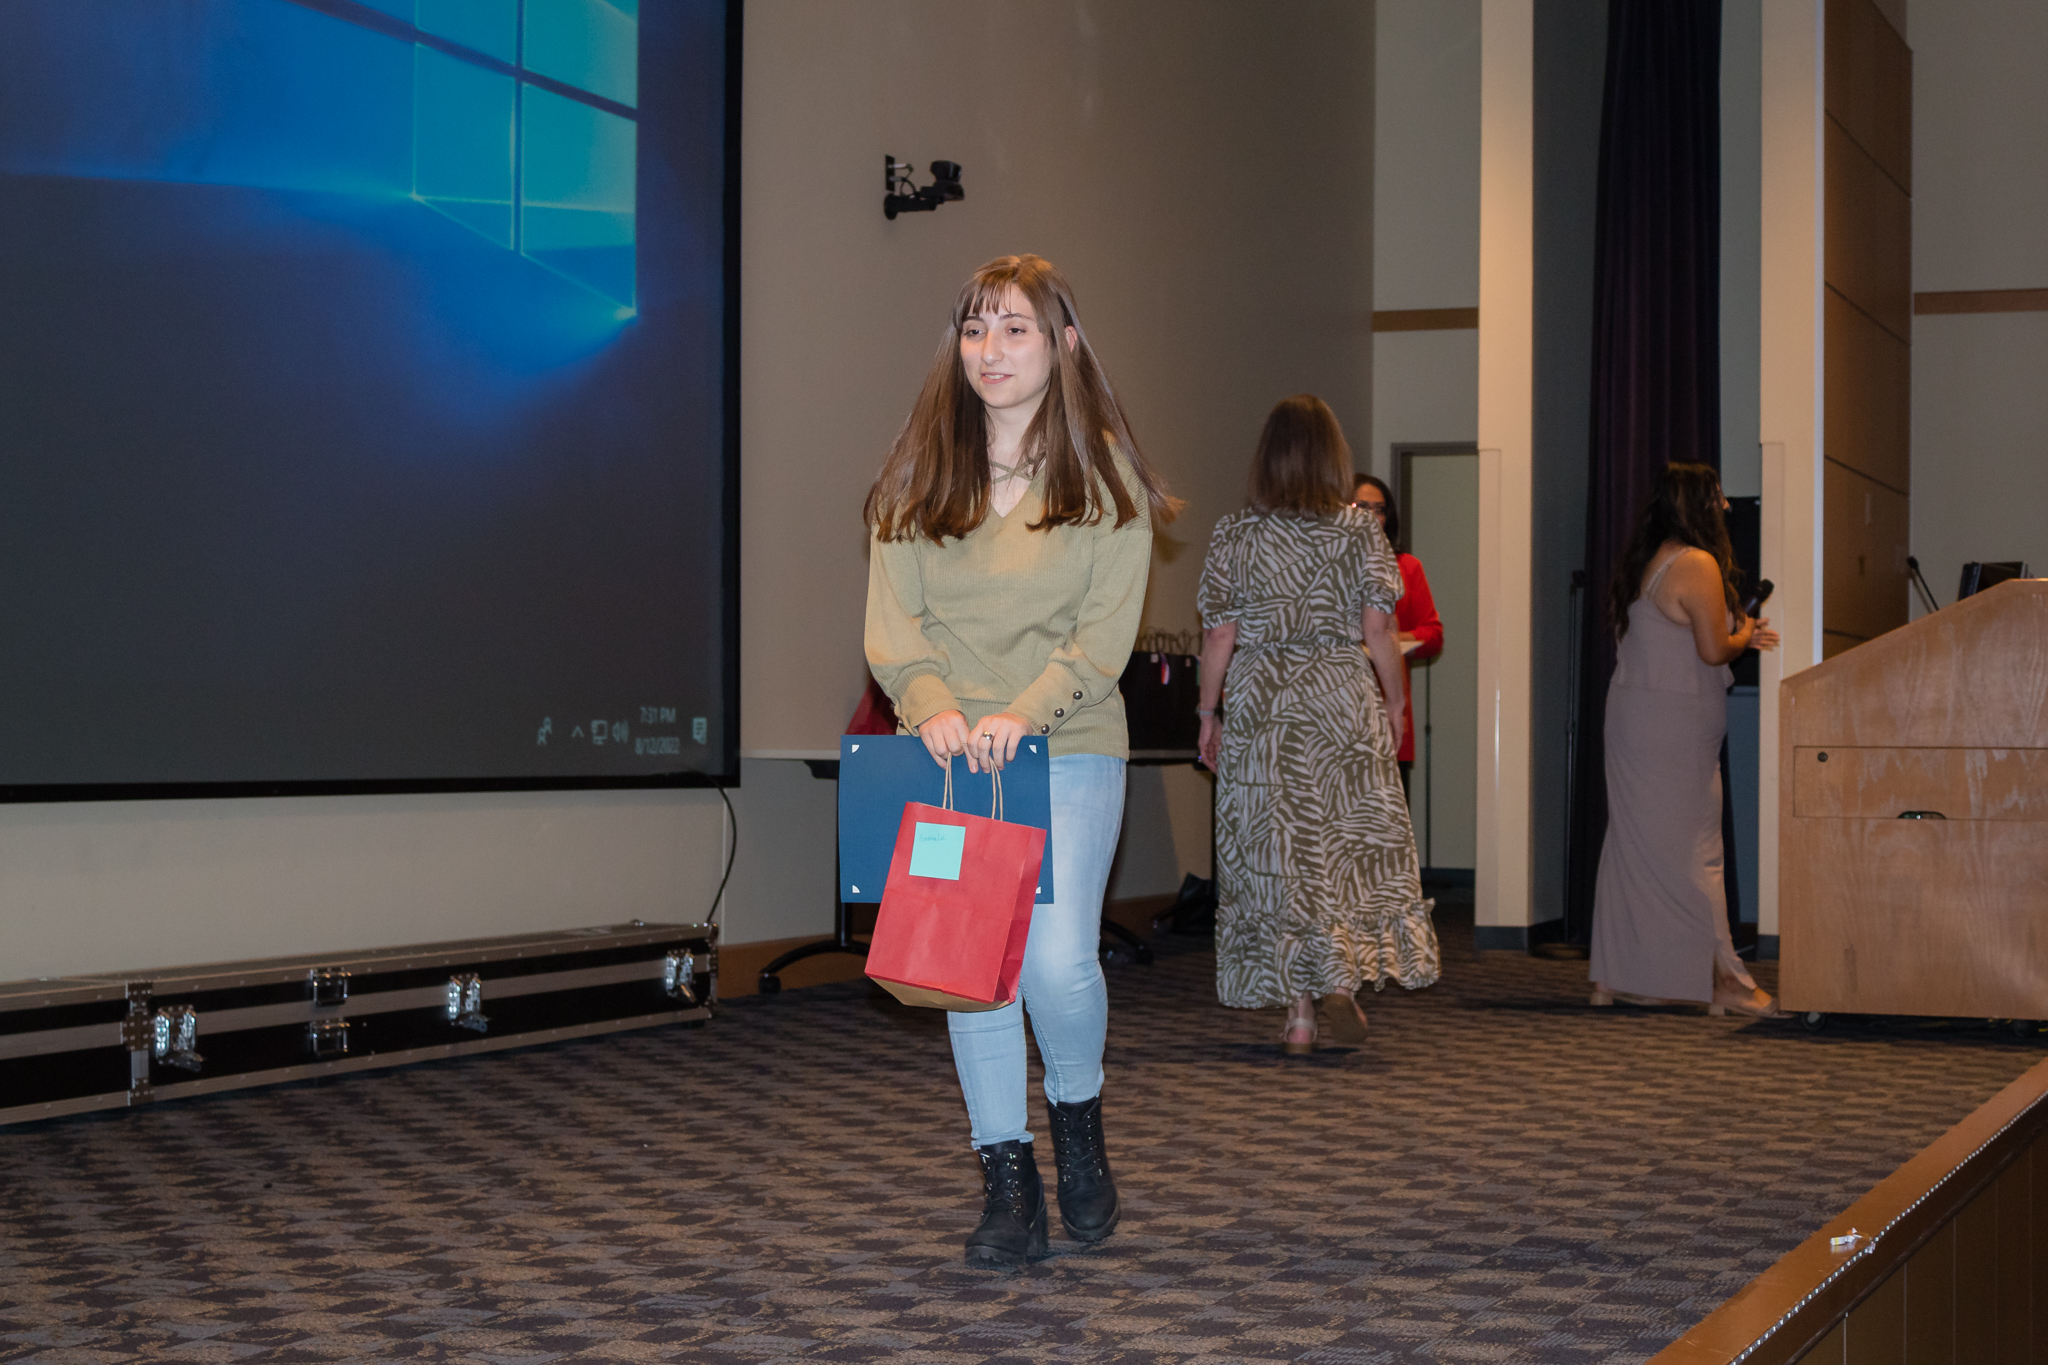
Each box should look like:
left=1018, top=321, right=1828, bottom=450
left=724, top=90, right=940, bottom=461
left=865, top=768, right=1047, bottom=1011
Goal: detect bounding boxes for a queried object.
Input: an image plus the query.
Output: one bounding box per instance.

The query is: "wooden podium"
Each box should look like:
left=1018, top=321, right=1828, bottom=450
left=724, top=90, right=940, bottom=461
left=1781, top=579, right=2048, bottom=1020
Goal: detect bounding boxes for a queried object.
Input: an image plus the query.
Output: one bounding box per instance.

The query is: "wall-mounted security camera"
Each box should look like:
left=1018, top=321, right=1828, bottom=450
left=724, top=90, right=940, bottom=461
left=884, top=156, right=965, bottom=219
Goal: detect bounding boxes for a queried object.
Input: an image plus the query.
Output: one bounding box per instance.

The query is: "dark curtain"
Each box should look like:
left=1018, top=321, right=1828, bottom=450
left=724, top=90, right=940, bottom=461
left=1563, top=0, right=1724, bottom=942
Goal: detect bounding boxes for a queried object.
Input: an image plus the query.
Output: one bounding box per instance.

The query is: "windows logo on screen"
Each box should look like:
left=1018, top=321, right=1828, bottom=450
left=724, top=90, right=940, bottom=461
left=405, top=0, right=638, bottom=316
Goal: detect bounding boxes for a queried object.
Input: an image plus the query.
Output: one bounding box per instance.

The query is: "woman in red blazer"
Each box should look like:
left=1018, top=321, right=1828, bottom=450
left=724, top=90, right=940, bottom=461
left=1353, top=476, right=1443, bottom=795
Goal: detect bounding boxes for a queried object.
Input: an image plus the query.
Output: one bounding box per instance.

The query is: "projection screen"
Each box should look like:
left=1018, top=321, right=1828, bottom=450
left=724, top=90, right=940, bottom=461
left=0, top=0, right=739, bottom=798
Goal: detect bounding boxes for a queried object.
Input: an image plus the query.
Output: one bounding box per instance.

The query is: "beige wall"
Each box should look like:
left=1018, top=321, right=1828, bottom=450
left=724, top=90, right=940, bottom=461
left=743, top=0, right=1379, bottom=755
left=0, top=1, right=1379, bottom=979
left=1908, top=0, right=2048, bottom=602
left=1373, top=332, right=1480, bottom=480
left=740, top=1, right=1379, bottom=911
left=1370, top=0, right=1481, bottom=877
left=0, top=791, right=730, bottom=982
left=1373, top=0, right=1480, bottom=314
left=1722, top=0, right=1764, bottom=498
left=1370, top=0, right=1480, bottom=478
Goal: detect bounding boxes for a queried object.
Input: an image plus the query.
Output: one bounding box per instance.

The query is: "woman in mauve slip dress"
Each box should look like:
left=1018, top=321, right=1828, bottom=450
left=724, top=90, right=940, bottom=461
left=1196, top=395, right=1440, bottom=1055
left=1590, top=462, right=1781, bottom=1016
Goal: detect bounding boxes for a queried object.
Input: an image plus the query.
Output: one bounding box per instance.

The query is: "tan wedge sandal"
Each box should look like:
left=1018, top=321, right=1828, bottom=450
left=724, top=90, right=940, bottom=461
left=1282, top=1002, right=1318, bottom=1055
left=1321, top=992, right=1368, bottom=1044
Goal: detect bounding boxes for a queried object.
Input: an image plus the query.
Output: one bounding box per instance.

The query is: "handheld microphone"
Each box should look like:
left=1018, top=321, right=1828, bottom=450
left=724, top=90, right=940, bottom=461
left=1742, top=578, right=1774, bottom=618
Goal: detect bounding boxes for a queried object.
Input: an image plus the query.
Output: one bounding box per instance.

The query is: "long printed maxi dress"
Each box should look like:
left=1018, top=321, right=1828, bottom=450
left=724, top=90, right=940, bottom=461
left=1198, top=507, right=1441, bottom=1008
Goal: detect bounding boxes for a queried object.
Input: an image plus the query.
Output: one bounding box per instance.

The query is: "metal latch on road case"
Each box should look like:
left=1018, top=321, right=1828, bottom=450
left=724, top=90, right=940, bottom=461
left=445, top=974, right=488, bottom=1032
left=306, top=1019, right=351, bottom=1060
left=309, top=967, right=350, bottom=1007
left=151, top=1005, right=203, bottom=1072
left=663, top=950, right=697, bottom=1004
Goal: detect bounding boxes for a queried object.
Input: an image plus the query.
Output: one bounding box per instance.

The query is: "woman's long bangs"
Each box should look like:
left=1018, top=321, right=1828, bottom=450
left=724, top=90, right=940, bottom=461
left=956, top=255, right=1073, bottom=338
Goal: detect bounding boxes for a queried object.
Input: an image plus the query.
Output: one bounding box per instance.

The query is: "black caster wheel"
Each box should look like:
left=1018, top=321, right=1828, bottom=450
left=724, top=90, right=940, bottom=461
left=758, top=973, right=782, bottom=995
left=1800, top=1010, right=1828, bottom=1033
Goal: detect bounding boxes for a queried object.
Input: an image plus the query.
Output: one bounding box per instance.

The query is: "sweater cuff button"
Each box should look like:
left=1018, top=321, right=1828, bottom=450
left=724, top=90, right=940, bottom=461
left=1054, top=708, right=1065, bottom=718
left=1039, top=724, right=1050, bottom=734
left=1073, top=690, right=1083, bottom=699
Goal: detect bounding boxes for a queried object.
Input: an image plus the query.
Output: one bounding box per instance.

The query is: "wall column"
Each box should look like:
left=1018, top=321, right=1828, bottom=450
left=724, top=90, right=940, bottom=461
left=1757, top=0, right=1825, bottom=945
left=1475, top=0, right=1534, bottom=943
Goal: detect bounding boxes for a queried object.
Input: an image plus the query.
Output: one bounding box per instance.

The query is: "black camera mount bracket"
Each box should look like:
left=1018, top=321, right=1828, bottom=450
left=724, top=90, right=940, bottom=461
left=884, top=155, right=964, bottom=219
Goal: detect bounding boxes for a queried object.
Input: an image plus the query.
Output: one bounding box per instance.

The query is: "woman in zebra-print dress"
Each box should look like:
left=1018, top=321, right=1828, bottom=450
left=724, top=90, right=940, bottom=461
left=1196, top=396, right=1440, bottom=1053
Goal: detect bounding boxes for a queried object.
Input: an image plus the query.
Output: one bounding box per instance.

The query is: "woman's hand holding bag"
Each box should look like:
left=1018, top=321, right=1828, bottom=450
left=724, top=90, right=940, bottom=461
left=919, top=709, right=1032, bottom=773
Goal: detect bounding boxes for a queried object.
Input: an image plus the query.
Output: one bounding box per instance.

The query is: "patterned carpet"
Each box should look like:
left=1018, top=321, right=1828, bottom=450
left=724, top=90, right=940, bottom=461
left=3, top=894, right=2043, bottom=1365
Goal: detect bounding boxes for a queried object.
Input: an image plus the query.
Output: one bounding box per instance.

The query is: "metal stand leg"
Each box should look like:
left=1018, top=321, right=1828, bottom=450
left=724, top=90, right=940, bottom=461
left=1099, top=915, right=1153, bottom=966
left=758, top=851, right=868, bottom=994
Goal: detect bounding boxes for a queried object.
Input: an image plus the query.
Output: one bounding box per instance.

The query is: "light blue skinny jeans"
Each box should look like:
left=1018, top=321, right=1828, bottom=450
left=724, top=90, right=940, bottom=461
left=947, top=752, right=1125, bottom=1148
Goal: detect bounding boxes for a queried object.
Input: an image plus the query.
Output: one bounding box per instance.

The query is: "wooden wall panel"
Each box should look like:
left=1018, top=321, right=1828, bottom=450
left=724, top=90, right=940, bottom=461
left=2035, top=1141, right=2048, bottom=1365
left=1823, top=460, right=1910, bottom=643
left=1823, top=631, right=1865, bottom=661
left=1821, top=0, right=1911, bottom=664
left=1825, top=0, right=1912, bottom=191
left=1957, top=1192, right=1999, bottom=1364
left=1905, top=1219, right=1957, bottom=1365
left=1806, top=1321, right=1848, bottom=1364
left=1825, top=286, right=1911, bottom=492
left=1824, top=118, right=1912, bottom=340
left=1373, top=307, right=1480, bottom=331
left=1915, top=287, right=2048, bottom=315
left=1844, top=1268, right=1905, bottom=1365
left=1995, top=1158, right=2032, bottom=1364
left=2031, top=1146, right=2048, bottom=1365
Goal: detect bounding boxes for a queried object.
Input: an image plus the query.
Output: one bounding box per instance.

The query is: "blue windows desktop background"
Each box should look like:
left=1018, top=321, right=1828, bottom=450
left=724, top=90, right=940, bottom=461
left=0, top=0, right=734, bottom=790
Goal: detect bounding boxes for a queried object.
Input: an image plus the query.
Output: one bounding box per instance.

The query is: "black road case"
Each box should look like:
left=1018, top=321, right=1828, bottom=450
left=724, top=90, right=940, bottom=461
left=1, top=921, right=715, bottom=1127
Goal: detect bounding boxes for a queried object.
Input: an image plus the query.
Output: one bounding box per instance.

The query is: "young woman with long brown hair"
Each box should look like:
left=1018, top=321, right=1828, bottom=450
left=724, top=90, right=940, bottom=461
left=864, top=254, right=1175, bottom=1268
left=1590, top=462, right=1780, bottom=1015
left=1195, top=396, right=1440, bottom=1055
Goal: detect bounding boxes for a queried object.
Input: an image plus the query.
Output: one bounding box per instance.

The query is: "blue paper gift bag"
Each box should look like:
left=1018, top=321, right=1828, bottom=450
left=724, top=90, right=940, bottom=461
left=838, top=735, right=1054, bottom=904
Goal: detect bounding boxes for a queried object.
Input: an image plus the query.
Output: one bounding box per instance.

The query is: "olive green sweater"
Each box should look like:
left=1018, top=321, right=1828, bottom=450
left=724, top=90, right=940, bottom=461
left=864, top=457, right=1153, bottom=760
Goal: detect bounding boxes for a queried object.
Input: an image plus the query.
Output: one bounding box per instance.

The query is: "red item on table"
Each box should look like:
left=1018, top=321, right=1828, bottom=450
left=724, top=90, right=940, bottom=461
left=1392, top=552, right=1443, bottom=763
left=847, top=676, right=900, bottom=735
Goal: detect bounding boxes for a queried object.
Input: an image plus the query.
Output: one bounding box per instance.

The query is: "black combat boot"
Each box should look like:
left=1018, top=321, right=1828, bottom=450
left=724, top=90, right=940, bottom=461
left=1044, top=1095, right=1120, bottom=1242
left=964, top=1139, right=1050, bottom=1268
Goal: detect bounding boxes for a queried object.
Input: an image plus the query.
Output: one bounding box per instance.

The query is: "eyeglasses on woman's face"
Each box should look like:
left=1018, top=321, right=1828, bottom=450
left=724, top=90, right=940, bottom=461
left=1351, top=495, right=1390, bottom=518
